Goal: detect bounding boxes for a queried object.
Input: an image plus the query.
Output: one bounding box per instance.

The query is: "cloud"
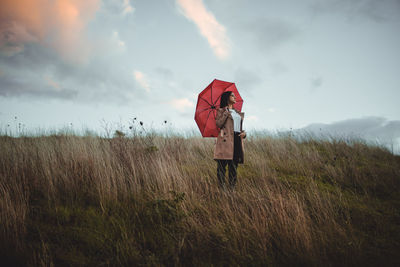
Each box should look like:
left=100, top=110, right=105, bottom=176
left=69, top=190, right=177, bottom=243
left=122, top=0, right=134, bottom=15
left=0, top=0, right=100, bottom=63
left=0, top=73, right=78, bottom=99
left=155, top=67, right=174, bottom=79
left=45, top=76, right=61, bottom=90
left=310, top=75, right=323, bottom=93
left=247, top=115, right=259, bottom=121
left=311, top=76, right=323, bottom=88
left=111, top=31, right=126, bottom=49
left=300, top=116, right=400, bottom=153
left=96, top=0, right=135, bottom=18
left=308, top=0, right=400, bottom=23
left=133, top=70, right=150, bottom=92
left=234, top=68, right=262, bottom=95
left=168, top=97, right=195, bottom=112
left=268, top=108, right=276, bottom=113
left=152, top=67, right=181, bottom=94
left=0, top=1, right=147, bottom=105
left=0, top=41, right=140, bottom=103
left=270, top=61, right=289, bottom=75
left=243, top=17, right=300, bottom=52
left=176, top=0, right=231, bottom=60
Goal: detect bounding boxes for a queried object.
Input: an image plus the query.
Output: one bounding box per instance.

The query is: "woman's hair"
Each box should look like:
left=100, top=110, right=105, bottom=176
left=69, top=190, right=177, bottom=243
left=220, top=91, right=232, bottom=109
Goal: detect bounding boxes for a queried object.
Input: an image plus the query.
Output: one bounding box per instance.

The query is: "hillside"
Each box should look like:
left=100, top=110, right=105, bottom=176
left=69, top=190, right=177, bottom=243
left=0, top=132, right=399, bottom=266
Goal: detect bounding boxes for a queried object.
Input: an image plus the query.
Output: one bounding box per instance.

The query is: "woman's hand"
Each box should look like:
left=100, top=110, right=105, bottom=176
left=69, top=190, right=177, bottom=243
left=239, top=130, right=246, bottom=138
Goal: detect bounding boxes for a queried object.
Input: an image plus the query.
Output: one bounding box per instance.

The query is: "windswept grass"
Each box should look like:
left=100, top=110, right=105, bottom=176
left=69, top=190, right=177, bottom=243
left=0, top=130, right=399, bottom=266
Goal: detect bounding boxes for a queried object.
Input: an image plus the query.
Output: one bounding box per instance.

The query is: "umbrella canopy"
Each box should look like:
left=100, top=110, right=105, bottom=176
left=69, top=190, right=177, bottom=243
left=194, top=79, right=243, bottom=137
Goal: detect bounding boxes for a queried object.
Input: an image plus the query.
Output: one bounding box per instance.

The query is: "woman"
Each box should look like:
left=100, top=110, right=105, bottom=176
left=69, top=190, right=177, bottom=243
left=213, top=91, right=246, bottom=189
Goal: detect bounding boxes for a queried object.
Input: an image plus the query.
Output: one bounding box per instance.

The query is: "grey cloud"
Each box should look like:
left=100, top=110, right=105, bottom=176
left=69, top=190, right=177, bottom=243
left=101, top=0, right=126, bottom=15
left=1, top=42, right=57, bottom=70
left=154, top=67, right=174, bottom=79
left=310, top=75, right=323, bottom=93
left=234, top=68, right=263, bottom=96
left=0, top=0, right=144, bottom=105
left=0, top=41, right=143, bottom=105
left=149, top=68, right=196, bottom=104
left=179, top=109, right=195, bottom=119
left=311, top=77, right=322, bottom=88
left=299, top=116, right=400, bottom=153
left=0, top=74, right=78, bottom=99
left=309, top=0, right=400, bottom=23
left=98, top=0, right=135, bottom=17
left=241, top=17, right=301, bottom=52
left=269, top=61, right=289, bottom=75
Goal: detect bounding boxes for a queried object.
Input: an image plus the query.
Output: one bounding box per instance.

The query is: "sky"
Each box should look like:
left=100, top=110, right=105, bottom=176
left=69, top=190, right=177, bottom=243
left=1, top=0, right=399, bottom=153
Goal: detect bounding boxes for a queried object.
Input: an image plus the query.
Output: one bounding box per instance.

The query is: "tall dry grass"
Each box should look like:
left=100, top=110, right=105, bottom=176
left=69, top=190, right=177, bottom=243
left=0, top=131, right=399, bottom=266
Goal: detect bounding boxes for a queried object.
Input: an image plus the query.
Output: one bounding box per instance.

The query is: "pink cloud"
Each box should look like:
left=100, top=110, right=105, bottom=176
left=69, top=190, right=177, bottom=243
left=0, top=0, right=100, bottom=63
left=133, top=70, right=150, bottom=92
left=176, top=0, right=231, bottom=60
left=168, top=98, right=194, bottom=112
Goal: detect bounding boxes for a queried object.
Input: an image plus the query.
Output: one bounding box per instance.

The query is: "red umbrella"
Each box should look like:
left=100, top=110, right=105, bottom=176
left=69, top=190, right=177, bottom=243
left=194, top=79, right=243, bottom=137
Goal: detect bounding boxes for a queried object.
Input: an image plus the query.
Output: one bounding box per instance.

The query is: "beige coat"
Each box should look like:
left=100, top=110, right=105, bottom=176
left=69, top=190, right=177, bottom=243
left=213, top=107, right=246, bottom=163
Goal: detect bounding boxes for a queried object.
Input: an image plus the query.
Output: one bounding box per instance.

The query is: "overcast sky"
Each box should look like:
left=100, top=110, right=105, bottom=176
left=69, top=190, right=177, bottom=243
left=1, top=0, right=399, bottom=152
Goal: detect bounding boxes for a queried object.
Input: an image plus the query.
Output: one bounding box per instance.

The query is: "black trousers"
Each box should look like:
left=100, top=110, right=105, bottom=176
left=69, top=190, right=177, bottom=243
left=216, top=132, right=242, bottom=188
left=217, top=159, right=238, bottom=188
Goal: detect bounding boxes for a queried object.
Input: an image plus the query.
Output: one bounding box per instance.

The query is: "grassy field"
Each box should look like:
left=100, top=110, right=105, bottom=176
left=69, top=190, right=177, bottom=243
left=0, top=130, right=399, bottom=266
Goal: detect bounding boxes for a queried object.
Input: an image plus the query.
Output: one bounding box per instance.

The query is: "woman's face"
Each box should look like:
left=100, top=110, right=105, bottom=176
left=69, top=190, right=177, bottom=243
left=229, top=93, right=236, bottom=104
